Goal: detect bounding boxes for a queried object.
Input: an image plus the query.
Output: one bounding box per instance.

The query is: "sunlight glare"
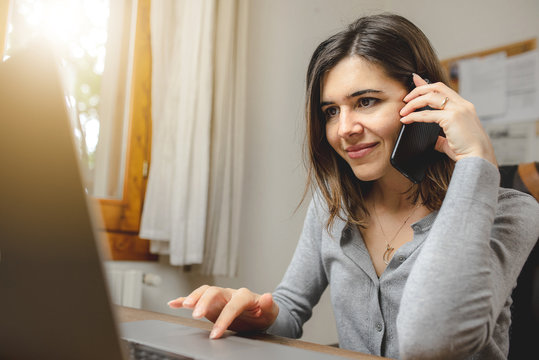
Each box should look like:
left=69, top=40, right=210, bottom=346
left=8, top=0, right=111, bottom=171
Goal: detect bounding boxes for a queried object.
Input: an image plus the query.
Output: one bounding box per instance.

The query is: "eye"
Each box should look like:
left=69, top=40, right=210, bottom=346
left=324, top=106, right=339, bottom=119
left=357, top=97, right=378, bottom=108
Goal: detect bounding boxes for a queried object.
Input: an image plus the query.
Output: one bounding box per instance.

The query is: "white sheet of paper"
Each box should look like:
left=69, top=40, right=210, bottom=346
left=482, top=121, right=538, bottom=165
left=458, top=52, right=507, bottom=118
left=484, top=50, right=539, bottom=124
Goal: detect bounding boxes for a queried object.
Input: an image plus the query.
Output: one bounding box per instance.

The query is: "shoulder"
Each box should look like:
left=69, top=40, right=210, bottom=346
left=493, top=187, right=539, bottom=252
left=497, top=187, right=539, bottom=214
left=307, top=188, right=339, bottom=223
left=303, top=189, right=348, bottom=241
left=304, top=190, right=326, bottom=223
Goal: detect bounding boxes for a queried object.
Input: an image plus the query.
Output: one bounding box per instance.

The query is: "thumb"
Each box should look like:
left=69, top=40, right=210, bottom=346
left=435, top=136, right=456, bottom=161
left=258, top=293, right=277, bottom=317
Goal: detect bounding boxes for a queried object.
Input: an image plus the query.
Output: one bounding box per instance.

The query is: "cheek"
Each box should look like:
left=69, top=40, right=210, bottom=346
left=373, top=109, right=402, bottom=141
left=387, top=119, right=402, bottom=143
left=325, top=122, right=340, bottom=151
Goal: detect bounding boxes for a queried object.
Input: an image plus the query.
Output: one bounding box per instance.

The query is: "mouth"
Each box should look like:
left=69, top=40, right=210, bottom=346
left=345, top=142, right=378, bottom=159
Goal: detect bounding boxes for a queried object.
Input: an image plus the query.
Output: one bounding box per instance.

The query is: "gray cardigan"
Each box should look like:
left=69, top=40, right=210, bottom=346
left=267, top=157, right=539, bottom=359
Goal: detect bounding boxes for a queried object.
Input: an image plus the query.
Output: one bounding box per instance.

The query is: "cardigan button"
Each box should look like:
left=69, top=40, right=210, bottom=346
left=375, top=323, right=383, bottom=332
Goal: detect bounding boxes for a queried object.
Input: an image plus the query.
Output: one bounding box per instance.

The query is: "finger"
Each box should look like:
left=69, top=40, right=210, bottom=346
left=400, top=108, right=440, bottom=125
left=400, top=92, right=447, bottom=117
left=167, top=284, right=211, bottom=308
left=401, top=73, right=429, bottom=103
left=404, top=74, right=433, bottom=101
left=182, top=285, right=210, bottom=308
left=412, top=72, right=429, bottom=87
left=167, top=297, right=186, bottom=309
left=210, top=288, right=256, bottom=339
left=403, top=79, right=459, bottom=103
left=192, top=286, right=230, bottom=319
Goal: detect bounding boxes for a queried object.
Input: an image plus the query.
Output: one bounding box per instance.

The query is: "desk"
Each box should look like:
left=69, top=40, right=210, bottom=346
left=117, top=306, right=387, bottom=360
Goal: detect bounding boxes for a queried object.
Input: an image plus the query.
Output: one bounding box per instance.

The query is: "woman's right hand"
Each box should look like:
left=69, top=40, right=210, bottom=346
left=400, top=73, right=497, bottom=166
left=167, top=285, right=279, bottom=339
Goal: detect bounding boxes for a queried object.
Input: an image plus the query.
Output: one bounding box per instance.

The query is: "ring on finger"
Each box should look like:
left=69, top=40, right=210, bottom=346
left=440, top=96, right=449, bottom=110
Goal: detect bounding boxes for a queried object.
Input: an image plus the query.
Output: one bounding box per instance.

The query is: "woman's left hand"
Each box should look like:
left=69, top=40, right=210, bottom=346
left=399, top=73, right=497, bottom=166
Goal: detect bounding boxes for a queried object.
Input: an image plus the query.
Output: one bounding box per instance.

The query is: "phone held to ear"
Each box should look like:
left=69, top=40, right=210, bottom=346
left=390, top=81, right=441, bottom=183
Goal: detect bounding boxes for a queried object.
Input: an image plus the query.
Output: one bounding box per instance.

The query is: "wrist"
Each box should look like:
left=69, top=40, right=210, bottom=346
left=458, top=152, right=497, bottom=167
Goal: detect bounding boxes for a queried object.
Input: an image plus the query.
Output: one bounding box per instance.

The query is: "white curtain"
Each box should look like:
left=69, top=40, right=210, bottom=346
left=93, top=0, right=134, bottom=199
left=140, top=0, right=247, bottom=276
left=201, top=0, right=248, bottom=276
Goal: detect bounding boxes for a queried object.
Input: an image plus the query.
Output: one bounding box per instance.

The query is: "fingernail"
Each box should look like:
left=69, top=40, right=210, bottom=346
left=209, top=327, right=221, bottom=339
left=192, top=308, right=202, bottom=318
left=183, top=297, right=193, bottom=306
left=167, top=300, right=175, bottom=307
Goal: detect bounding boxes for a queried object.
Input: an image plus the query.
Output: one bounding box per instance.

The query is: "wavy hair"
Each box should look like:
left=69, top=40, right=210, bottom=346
left=304, top=13, right=455, bottom=229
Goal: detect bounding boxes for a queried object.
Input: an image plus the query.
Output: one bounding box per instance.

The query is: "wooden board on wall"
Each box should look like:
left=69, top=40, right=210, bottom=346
left=440, top=38, right=537, bottom=91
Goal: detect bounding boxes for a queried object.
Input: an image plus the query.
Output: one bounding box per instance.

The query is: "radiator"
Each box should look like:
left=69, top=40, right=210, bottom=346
left=106, top=269, right=162, bottom=309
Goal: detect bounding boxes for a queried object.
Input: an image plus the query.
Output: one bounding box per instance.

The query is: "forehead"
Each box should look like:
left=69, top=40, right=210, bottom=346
left=321, top=56, right=402, bottom=100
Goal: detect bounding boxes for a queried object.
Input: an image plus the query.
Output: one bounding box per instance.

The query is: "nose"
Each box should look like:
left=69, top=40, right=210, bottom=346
left=337, top=108, right=364, bottom=138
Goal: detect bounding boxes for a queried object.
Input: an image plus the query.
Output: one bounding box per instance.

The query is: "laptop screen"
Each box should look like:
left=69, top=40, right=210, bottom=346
left=0, top=43, right=125, bottom=360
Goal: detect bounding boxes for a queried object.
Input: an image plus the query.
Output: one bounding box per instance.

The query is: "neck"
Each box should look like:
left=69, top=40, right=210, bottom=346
left=369, top=169, right=418, bottom=212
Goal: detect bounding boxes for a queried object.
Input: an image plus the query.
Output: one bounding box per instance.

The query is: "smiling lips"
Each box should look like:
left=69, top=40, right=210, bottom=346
left=345, top=142, right=378, bottom=159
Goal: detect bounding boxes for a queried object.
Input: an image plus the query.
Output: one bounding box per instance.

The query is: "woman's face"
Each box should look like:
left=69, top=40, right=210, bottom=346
left=321, top=56, right=408, bottom=182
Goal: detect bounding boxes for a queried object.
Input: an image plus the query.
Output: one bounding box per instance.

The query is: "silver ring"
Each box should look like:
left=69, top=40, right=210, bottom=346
left=440, top=97, right=449, bottom=110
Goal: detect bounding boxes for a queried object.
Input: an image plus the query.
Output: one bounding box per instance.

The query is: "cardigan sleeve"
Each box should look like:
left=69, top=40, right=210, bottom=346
left=266, top=196, right=329, bottom=338
left=397, top=157, right=539, bottom=359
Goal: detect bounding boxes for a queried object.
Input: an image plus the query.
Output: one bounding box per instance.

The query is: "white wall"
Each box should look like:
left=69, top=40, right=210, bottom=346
left=107, top=0, right=539, bottom=345
left=384, top=0, right=539, bottom=60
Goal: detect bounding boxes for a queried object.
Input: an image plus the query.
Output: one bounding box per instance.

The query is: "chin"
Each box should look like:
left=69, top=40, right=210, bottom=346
left=351, top=166, right=383, bottom=182
left=345, top=151, right=391, bottom=182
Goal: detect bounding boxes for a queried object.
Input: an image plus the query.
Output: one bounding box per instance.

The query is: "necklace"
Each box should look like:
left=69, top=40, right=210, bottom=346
left=373, top=202, right=420, bottom=265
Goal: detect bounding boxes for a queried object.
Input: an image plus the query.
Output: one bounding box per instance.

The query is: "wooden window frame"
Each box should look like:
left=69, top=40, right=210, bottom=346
left=98, top=0, right=156, bottom=261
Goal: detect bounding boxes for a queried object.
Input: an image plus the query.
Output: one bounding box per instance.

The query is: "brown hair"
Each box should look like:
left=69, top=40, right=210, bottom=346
left=304, top=13, right=455, bottom=229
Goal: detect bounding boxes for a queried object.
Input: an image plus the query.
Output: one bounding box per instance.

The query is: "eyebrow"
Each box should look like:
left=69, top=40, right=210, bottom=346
left=320, top=89, right=383, bottom=107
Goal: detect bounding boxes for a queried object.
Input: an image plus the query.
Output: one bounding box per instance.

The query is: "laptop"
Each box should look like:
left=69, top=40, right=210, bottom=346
left=0, top=44, right=349, bottom=360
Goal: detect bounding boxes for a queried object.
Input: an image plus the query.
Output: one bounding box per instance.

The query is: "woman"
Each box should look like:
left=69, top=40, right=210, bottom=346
left=168, top=14, right=539, bottom=359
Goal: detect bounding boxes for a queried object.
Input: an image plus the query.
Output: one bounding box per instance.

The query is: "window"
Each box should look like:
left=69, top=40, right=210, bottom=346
left=5, top=0, right=112, bottom=193
left=3, top=0, right=141, bottom=201
left=1, top=0, right=156, bottom=261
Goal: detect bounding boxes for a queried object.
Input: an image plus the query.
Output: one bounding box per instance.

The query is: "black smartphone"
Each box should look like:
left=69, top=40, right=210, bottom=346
left=390, top=104, right=440, bottom=184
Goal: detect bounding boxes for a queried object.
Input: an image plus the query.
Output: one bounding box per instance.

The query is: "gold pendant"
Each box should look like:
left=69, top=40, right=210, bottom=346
left=383, top=245, right=394, bottom=265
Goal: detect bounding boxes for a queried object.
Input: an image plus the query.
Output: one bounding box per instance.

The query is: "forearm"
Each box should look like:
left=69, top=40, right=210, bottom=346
left=266, top=198, right=329, bottom=338
left=397, top=157, right=500, bottom=358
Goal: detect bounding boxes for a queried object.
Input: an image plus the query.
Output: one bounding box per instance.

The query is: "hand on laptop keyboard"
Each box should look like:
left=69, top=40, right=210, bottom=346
left=168, top=286, right=279, bottom=340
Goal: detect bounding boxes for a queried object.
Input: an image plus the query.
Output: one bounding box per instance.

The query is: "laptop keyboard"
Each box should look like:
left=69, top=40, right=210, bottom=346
left=123, top=340, right=195, bottom=360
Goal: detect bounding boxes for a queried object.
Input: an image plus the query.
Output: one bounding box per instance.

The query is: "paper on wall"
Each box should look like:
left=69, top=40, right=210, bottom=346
left=458, top=52, right=507, bottom=118
left=457, top=49, right=539, bottom=164
left=482, top=121, right=538, bottom=165
left=490, top=50, right=539, bottom=124
left=457, top=50, right=539, bottom=124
